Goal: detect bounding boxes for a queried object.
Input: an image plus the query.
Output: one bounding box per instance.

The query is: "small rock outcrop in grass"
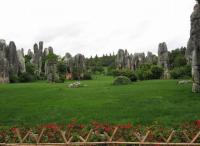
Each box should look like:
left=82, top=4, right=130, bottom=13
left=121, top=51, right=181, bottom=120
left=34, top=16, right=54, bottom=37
left=113, top=76, right=131, bottom=85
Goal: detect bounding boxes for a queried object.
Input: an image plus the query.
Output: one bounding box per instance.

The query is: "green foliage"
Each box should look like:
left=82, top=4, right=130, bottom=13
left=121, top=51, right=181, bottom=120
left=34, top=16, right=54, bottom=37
left=9, top=74, right=19, bottom=83
left=57, top=61, right=67, bottom=75
left=18, top=72, right=35, bottom=83
left=83, top=72, right=92, bottom=80
left=170, top=65, right=191, bottom=79
left=150, top=65, right=164, bottom=79
left=113, top=76, right=131, bottom=85
left=24, top=55, right=32, bottom=63
left=169, top=47, right=187, bottom=69
left=135, top=64, right=163, bottom=80
left=45, top=53, right=58, bottom=62
left=25, top=62, right=35, bottom=75
left=90, top=66, right=104, bottom=74
left=112, top=69, right=137, bottom=82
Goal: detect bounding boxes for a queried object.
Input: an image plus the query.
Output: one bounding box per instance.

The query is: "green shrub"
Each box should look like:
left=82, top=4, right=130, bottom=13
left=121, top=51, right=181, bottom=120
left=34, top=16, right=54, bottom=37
left=150, top=66, right=164, bottom=79
left=129, top=73, right=137, bottom=82
left=91, top=66, right=104, bottom=74
left=112, top=69, right=137, bottom=82
left=26, top=63, right=35, bottom=75
left=113, top=76, right=131, bottom=85
left=83, top=72, right=92, bottom=80
left=170, top=65, right=191, bottom=79
left=9, top=74, right=19, bottom=83
left=19, top=72, right=35, bottom=83
left=57, top=74, right=66, bottom=83
left=135, top=64, right=163, bottom=80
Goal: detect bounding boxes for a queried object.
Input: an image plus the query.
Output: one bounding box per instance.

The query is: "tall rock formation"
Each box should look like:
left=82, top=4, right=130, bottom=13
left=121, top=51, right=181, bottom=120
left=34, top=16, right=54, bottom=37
left=7, top=41, right=19, bottom=75
left=27, top=49, right=34, bottom=58
left=63, top=53, right=73, bottom=79
left=116, top=49, right=146, bottom=71
left=116, top=49, right=126, bottom=70
left=72, top=54, right=86, bottom=79
left=0, top=40, right=9, bottom=83
left=146, top=52, right=157, bottom=64
left=31, top=42, right=43, bottom=75
left=188, top=1, right=200, bottom=92
left=17, top=49, right=26, bottom=73
left=158, top=42, right=170, bottom=79
left=45, top=60, right=59, bottom=82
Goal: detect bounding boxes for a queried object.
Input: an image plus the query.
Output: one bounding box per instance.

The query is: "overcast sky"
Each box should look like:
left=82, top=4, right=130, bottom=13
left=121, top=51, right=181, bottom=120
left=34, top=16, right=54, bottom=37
left=0, top=0, right=196, bottom=57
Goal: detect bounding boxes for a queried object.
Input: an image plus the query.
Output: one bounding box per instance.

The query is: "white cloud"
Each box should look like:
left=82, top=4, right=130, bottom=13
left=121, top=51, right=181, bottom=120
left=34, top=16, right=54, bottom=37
left=0, top=0, right=196, bottom=57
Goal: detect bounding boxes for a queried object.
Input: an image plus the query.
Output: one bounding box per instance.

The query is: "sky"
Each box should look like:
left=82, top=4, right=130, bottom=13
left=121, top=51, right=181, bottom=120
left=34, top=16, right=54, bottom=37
left=0, top=0, right=196, bottom=57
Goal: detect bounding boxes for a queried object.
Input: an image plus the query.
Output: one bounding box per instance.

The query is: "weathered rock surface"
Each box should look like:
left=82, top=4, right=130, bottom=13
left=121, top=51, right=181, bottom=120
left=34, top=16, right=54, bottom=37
left=73, top=54, right=86, bottom=79
left=116, top=49, right=126, bottom=69
left=17, top=49, right=26, bottom=73
left=63, top=53, right=73, bottom=79
left=0, top=40, right=9, bottom=83
left=186, top=39, right=194, bottom=64
left=158, top=42, right=170, bottom=79
left=27, top=49, right=34, bottom=58
left=31, top=42, right=43, bottom=75
left=146, top=51, right=157, bottom=64
left=116, top=49, right=146, bottom=71
left=45, top=60, right=59, bottom=82
left=189, top=2, right=200, bottom=92
left=7, top=41, right=19, bottom=75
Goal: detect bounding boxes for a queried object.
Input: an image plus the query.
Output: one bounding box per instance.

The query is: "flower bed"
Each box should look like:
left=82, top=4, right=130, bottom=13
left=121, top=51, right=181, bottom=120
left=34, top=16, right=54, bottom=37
left=0, top=120, right=200, bottom=145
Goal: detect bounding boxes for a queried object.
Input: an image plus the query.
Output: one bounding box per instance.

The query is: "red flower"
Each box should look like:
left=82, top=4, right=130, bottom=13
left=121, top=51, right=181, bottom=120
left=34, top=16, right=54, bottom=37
left=104, top=127, right=112, bottom=133
left=44, top=123, right=59, bottom=131
left=195, top=120, right=200, bottom=128
left=119, top=123, right=132, bottom=129
left=11, top=127, right=17, bottom=133
left=67, top=124, right=75, bottom=129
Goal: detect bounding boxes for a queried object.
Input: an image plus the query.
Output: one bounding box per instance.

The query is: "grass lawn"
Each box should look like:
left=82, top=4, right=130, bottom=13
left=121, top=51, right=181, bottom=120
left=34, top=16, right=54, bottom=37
left=0, top=76, right=199, bottom=127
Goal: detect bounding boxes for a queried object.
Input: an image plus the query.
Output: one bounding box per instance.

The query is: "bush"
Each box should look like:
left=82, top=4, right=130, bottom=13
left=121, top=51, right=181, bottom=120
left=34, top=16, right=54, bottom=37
left=83, top=72, right=92, bottom=80
left=170, top=65, right=191, bottom=79
left=135, top=65, right=163, bottom=80
left=113, top=76, right=131, bottom=85
left=112, top=69, right=137, bottom=82
left=9, top=74, right=19, bottom=83
left=91, top=66, right=104, bottom=74
left=129, top=73, right=137, bottom=82
left=150, top=66, right=164, bottom=79
left=19, top=72, right=35, bottom=83
left=56, top=74, right=65, bottom=83
left=26, top=63, right=35, bottom=75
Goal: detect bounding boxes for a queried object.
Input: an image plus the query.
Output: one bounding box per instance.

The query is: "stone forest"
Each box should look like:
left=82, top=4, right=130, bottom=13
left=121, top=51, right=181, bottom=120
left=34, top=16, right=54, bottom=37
left=0, top=36, right=198, bottom=92
left=0, top=0, right=200, bottom=146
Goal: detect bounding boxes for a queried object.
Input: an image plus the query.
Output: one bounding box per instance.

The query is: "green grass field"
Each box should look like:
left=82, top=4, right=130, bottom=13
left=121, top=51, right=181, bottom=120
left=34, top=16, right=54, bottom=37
left=0, top=76, right=199, bottom=127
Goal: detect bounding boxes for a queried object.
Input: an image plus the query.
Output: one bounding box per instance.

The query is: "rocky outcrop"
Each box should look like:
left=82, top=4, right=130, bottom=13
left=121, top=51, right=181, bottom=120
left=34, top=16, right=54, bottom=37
left=116, top=49, right=146, bottom=71
left=133, top=53, right=145, bottom=67
left=158, top=42, right=170, bottom=79
left=45, top=60, right=59, bottom=82
left=72, top=54, right=86, bottom=79
left=7, top=41, right=19, bottom=75
left=116, top=49, right=126, bottom=70
left=146, top=52, right=157, bottom=65
left=186, top=39, right=194, bottom=64
left=63, top=53, right=73, bottom=79
left=0, top=40, right=9, bottom=83
left=17, top=49, right=26, bottom=73
left=189, top=1, right=200, bottom=92
left=27, top=49, right=34, bottom=58
left=48, top=46, right=54, bottom=54
left=31, top=42, right=43, bottom=75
